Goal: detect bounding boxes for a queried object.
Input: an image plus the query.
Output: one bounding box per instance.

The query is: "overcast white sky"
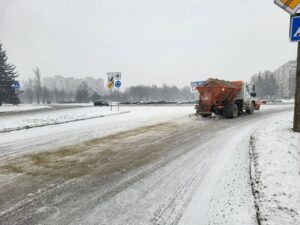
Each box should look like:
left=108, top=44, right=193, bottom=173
left=0, top=0, right=297, bottom=88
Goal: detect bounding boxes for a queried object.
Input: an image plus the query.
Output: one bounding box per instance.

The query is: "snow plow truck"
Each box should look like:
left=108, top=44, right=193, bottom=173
left=195, top=78, right=261, bottom=118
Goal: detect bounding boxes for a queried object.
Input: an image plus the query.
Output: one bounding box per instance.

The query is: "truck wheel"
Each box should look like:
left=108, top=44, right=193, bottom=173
left=224, top=103, right=238, bottom=119
left=232, top=104, right=238, bottom=118
left=246, top=103, right=254, bottom=114
left=201, top=113, right=211, bottom=118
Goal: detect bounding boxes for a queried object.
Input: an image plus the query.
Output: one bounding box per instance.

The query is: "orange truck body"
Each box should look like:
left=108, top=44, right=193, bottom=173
left=195, top=78, right=260, bottom=117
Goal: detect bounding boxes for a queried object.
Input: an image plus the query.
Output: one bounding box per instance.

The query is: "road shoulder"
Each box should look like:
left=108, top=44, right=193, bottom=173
left=250, top=116, right=300, bottom=225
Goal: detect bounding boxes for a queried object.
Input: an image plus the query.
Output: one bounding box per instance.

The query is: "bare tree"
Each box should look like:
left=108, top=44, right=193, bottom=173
left=25, top=78, right=34, bottom=104
left=42, top=86, right=52, bottom=104
left=123, top=84, right=195, bottom=102
left=33, top=67, right=42, bottom=104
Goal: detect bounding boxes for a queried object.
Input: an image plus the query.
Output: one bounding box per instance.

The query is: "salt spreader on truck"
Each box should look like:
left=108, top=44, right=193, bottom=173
left=195, top=78, right=261, bottom=118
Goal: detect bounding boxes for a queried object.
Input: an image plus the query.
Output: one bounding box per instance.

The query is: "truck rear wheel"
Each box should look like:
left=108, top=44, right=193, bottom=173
left=224, top=103, right=238, bottom=119
left=246, top=103, right=254, bottom=114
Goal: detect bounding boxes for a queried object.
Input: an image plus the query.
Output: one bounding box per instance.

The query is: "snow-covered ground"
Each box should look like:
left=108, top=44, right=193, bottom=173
left=250, top=114, right=300, bottom=225
left=0, top=106, right=129, bottom=132
left=0, top=104, right=50, bottom=113
left=0, top=104, right=295, bottom=225
left=0, top=104, right=293, bottom=158
left=0, top=104, right=292, bottom=133
left=53, top=103, right=94, bottom=107
left=282, top=99, right=295, bottom=104
left=0, top=106, right=194, bottom=158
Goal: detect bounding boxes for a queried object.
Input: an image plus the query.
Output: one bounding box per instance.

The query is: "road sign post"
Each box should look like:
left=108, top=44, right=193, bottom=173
left=110, top=88, right=113, bottom=111
left=107, top=73, right=114, bottom=111
left=11, top=81, right=20, bottom=94
left=107, top=72, right=122, bottom=112
left=114, top=80, right=121, bottom=111
left=290, top=14, right=300, bottom=132
left=275, top=1, right=300, bottom=132
left=117, top=87, right=120, bottom=111
left=294, top=39, right=300, bottom=131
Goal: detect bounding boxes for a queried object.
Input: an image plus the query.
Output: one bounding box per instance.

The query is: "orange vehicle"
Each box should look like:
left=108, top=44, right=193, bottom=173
left=195, top=78, right=260, bottom=118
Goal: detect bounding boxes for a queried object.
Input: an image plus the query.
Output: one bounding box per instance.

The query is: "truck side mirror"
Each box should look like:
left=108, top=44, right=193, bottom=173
left=253, top=85, right=256, bottom=92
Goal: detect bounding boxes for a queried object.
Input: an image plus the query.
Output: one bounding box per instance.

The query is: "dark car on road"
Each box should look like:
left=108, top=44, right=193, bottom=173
left=93, top=99, right=109, bottom=106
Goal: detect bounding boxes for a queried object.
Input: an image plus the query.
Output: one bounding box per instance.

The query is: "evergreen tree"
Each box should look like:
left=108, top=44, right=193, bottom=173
left=0, top=42, right=19, bottom=105
left=251, top=71, right=279, bottom=99
left=267, top=73, right=278, bottom=97
left=90, top=91, right=102, bottom=102
left=255, top=72, right=264, bottom=97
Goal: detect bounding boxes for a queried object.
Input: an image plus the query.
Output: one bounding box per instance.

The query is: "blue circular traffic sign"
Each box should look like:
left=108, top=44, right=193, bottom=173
left=11, top=81, right=20, bottom=89
left=115, top=80, right=121, bottom=88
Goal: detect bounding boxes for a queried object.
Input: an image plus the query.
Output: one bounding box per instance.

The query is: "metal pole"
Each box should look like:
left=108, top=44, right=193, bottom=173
left=294, top=42, right=300, bottom=132
left=110, top=88, right=112, bottom=111
left=118, top=87, right=120, bottom=111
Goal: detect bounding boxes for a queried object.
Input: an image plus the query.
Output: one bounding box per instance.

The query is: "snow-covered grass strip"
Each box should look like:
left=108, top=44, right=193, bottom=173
left=0, top=111, right=130, bottom=133
left=0, top=104, right=50, bottom=113
left=250, top=117, right=300, bottom=225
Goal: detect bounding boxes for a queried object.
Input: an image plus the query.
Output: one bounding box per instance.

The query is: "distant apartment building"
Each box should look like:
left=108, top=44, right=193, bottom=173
left=54, top=75, right=65, bottom=91
left=273, top=60, right=296, bottom=98
left=42, top=77, right=56, bottom=90
left=85, top=77, right=104, bottom=94
left=42, top=76, right=104, bottom=95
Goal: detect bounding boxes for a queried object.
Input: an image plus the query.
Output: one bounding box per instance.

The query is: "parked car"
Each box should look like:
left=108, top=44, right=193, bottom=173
left=93, top=99, right=109, bottom=106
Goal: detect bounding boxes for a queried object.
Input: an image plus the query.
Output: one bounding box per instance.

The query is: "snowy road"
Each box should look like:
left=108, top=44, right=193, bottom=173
left=0, top=106, right=193, bottom=159
left=0, top=105, right=294, bottom=225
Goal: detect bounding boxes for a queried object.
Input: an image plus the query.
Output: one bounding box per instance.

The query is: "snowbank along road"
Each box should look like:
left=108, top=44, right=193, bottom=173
left=0, top=104, right=293, bottom=225
left=250, top=115, right=300, bottom=225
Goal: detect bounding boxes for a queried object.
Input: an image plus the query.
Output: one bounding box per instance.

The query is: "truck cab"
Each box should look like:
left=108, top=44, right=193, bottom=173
left=234, top=83, right=259, bottom=114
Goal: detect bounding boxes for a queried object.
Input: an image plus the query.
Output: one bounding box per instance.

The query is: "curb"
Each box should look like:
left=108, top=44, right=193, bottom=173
left=249, top=135, right=262, bottom=225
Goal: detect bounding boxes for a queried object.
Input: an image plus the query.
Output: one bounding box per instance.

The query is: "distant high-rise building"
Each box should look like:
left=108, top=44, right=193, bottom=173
left=64, top=77, right=75, bottom=93
left=54, top=75, right=65, bottom=91
left=273, top=60, right=296, bottom=98
left=42, top=75, right=104, bottom=95
left=42, top=77, right=56, bottom=90
left=273, top=60, right=297, bottom=98
left=85, top=77, right=104, bottom=95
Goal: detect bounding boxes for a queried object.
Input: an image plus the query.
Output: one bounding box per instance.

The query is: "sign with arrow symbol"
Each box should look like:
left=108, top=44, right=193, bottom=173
left=290, top=14, right=300, bottom=41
